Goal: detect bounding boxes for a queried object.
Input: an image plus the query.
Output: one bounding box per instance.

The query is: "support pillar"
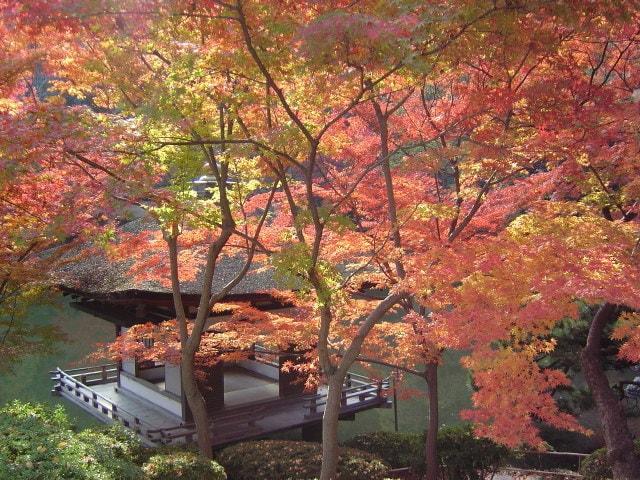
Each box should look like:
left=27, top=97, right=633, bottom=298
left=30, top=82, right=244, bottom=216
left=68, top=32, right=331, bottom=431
left=302, top=421, right=323, bottom=442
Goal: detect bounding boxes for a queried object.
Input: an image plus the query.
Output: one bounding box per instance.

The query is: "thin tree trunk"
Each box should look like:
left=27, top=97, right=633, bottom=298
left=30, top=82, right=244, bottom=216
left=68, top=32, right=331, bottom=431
left=181, top=350, right=213, bottom=457
left=168, top=233, right=215, bottom=458
left=424, top=362, right=439, bottom=480
left=318, top=294, right=404, bottom=480
left=580, top=303, right=640, bottom=480
left=320, top=375, right=344, bottom=480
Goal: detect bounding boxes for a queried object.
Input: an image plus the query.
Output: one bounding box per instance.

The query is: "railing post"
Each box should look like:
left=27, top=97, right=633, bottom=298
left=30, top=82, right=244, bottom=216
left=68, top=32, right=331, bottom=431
left=359, top=381, right=370, bottom=402
left=310, top=397, right=317, bottom=415
left=112, top=404, right=118, bottom=421
left=51, top=369, right=62, bottom=396
left=101, top=365, right=107, bottom=383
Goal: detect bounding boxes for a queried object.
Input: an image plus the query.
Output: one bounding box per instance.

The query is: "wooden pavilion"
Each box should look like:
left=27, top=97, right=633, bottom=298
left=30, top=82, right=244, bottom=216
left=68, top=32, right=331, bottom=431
left=51, top=217, right=391, bottom=447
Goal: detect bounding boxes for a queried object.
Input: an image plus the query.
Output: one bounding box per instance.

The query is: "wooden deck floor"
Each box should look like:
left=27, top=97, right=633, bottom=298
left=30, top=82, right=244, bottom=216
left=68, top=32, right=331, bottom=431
left=224, top=367, right=280, bottom=406
left=54, top=364, right=390, bottom=447
left=94, top=383, right=182, bottom=428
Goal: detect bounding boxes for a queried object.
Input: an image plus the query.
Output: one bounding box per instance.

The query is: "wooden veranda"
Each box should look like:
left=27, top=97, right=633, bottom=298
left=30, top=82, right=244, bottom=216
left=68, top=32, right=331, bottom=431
left=51, top=364, right=391, bottom=447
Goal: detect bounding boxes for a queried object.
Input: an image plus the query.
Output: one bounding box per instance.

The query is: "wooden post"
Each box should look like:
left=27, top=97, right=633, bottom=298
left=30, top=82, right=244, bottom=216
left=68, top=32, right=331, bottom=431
left=393, top=369, right=399, bottom=432
left=51, top=370, right=62, bottom=396
left=302, top=422, right=323, bottom=442
left=101, top=365, right=107, bottom=383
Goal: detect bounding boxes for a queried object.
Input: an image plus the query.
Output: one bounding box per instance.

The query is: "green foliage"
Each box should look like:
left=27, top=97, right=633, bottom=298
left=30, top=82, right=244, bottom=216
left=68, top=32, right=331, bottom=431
left=346, top=425, right=509, bottom=479
left=555, top=386, right=595, bottom=416
left=143, top=451, right=226, bottom=480
left=80, top=424, right=147, bottom=465
left=217, top=439, right=389, bottom=480
left=579, top=440, right=640, bottom=480
left=0, top=402, right=229, bottom=480
left=438, top=425, right=509, bottom=480
left=0, top=400, right=70, bottom=429
left=271, top=242, right=313, bottom=290
left=0, top=401, right=143, bottom=480
left=580, top=447, right=613, bottom=480
left=344, top=431, right=425, bottom=473
left=538, top=423, right=601, bottom=454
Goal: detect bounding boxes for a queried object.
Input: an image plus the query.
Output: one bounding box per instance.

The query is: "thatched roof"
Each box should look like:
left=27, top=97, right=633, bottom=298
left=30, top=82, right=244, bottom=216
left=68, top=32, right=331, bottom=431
left=54, top=216, right=279, bottom=299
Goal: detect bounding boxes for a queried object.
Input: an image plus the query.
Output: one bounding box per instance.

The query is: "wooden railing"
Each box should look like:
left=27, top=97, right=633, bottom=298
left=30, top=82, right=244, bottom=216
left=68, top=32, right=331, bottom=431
left=252, top=344, right=280, bottom=368
left=51, top=363, right=118, bottom=386
left=51, top=365, right=163, bottom=443
left=52, top=365, right=389, bottom=445
left=511, top=450, right=589, bottom=474
left=304, top=372, right=390, bottom=418
left=147, top=406, right=268, bottom=445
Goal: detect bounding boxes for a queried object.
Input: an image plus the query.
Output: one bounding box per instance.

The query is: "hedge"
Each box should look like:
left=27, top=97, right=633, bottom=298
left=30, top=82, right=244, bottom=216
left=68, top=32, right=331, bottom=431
left=144, top=451, right=226, bottom=480
left=217, top=439, right=389, bottom=480
left=0, top=401, right=227, bottom=480
left=437, top=425, right=509, bottom=480
left=0, top=401, right=144, bottom=480
left=344, top=431, right=425, bottom=473
left=579, top=440, right=640, bottom=480
left=345, top=425, right=509, bottom=479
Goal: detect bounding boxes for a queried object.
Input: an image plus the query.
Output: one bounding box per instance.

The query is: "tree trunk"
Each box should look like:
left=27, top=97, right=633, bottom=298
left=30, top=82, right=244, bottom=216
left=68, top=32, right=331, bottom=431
left=581, top=303, right=640, bottom=480
left=181, top=351, right=213, bottom=458
left=319, top=374, right=344, bottom=480
left=424, top=362, right=439, bottom=480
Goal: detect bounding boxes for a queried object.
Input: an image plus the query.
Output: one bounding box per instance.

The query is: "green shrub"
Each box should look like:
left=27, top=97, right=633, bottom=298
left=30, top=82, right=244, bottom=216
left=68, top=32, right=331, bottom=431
left=345, top=425, right=509, bottom=479
left=538, top=423, right=601, bottom=453
left=437, top=425, right=509, bottom=480
left=143, top=451, right=226, bottom=480
left=579, top=440, right=640, bottom=480
left=217, top=439, right=389, bottom=480
left=80, top=424, right=147, bottom=465
left=0, top=401, right=143, bottom=480
left=0, top=399, right=71, bottom=429
left=579, top=447, right=611, bottom=480
left=345, top=431, right=425, bottom=473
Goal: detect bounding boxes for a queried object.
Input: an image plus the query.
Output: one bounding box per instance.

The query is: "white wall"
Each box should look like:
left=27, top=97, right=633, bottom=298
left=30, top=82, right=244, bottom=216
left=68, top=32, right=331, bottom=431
left=238, top=359, right=279, bottom=380
left=121, top=358, right=136, bottom=375
left=165, top=363, right=182, bottom=396
left=119, top=372, right=182, bottom=418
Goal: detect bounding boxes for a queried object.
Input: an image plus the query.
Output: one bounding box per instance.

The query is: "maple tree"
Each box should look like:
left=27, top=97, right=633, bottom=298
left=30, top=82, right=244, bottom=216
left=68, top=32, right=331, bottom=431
left=370, top=4, right=640, bottom=479
left=7, top=0, right=310, bottom=457
left=281, top=2, right=640, bottom=478
left=0, top=3, right=149, bottom=372
left=3, top=1, right=640, bottom=480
